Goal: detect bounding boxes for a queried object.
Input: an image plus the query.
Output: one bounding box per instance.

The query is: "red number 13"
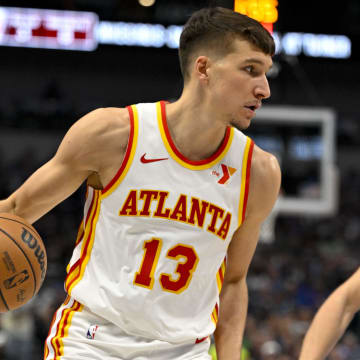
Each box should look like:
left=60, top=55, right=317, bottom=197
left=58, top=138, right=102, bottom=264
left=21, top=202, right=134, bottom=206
left=134, top=238, right=199, bottom=294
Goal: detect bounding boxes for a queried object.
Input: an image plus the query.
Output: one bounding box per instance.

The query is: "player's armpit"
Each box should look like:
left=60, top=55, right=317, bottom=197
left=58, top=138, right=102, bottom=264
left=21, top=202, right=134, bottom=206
left=0, top=107, right=130, bottom=224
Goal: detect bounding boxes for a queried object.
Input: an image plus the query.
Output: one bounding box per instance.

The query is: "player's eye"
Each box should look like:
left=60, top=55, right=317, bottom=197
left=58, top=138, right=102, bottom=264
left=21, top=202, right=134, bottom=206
left=244, top=65, right=260, bottom=76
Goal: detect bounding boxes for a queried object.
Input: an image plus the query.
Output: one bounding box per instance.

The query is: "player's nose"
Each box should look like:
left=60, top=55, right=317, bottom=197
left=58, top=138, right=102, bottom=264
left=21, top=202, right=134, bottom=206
left=255, top=75, right=271, bottom=100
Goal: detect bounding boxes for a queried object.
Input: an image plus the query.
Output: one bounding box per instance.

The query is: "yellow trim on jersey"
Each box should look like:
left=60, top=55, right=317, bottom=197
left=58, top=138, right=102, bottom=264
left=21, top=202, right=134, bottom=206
left=101, top=104, right=139, bottom=199
left=47, top=299, right=83, bottom=359
left=211, top=308, right=218, bottom=324
left=66, top=190, right=102, bottom=294
left=216, top=272, right=222, bottom=292
left=156, top=102, right=235, bottom=170
left=66, top=219, right=84, bottom=273
left=58, top=301, right=83, bottom=356
left=65, top=105, right=137, bottom=295
left=238, top=137, right=252, bottom=226
left=216, top=259, right=227, bottom=293
left=211, top=312, right=217, bottom=325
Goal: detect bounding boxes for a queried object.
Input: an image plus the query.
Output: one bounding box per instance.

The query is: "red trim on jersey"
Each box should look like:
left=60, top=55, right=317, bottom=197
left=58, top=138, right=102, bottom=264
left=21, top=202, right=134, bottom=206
left=45, top=306, right=60, bottom=358
left=84, top=188, right=95, bottom=224
left=52, top=304, right=67, bottom=358
left=215, top=302, right=219, bottom=316
left=66, top=259, right=80, bottom=279
left=65, top=191, right=100, bottom=292
left=64, top=189, right=95, bottom=283
left=46, top=299, right=82, bottom=360
left=241, top=140, right=254, bottom=223
left=58, top=301, right=81, bottom=346
left=218, top=265, right=224, bottom=283
left=160, top=100, right=231, bottom=166
left=101, top=106, right=135, bottom=194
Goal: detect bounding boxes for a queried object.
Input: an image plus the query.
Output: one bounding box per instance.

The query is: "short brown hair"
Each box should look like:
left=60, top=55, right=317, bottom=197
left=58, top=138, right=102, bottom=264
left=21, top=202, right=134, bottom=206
left=179, top=7, right=275, bottom=82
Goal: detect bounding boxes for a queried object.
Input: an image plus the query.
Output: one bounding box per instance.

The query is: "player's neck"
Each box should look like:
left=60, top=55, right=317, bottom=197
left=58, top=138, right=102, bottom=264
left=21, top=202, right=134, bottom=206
left=165, top=91, right=228, bottom=161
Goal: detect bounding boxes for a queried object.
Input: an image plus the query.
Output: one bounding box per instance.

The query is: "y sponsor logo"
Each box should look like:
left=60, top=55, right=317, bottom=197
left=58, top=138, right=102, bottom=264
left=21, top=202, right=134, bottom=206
left=86, top=324, right=99, bottom=339
left=211, top=164, right=237, bottom=185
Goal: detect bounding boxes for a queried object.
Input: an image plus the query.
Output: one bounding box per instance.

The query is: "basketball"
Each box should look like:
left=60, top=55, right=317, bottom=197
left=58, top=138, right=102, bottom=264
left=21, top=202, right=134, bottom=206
left=0, top=213, right=47, bottom=312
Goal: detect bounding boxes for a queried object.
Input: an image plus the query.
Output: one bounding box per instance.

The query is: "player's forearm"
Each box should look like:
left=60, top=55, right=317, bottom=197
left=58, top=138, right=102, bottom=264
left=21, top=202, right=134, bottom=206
left=0, top=198, right=16, bottom=215
left=299, top=289, right=355, bottom=360
left=214, top=278, right=248, bottom=360
left=0, top=193, right=39, bottom=224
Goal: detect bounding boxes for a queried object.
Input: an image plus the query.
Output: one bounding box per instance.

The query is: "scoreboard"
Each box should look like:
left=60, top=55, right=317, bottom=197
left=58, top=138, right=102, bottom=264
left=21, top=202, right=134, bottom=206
left=234, top=0, right=278, bottom=33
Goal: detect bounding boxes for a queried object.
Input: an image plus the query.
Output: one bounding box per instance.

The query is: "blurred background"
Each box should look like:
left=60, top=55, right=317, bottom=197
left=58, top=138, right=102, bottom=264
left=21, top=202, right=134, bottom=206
left=0, top=0, right=359, bottom=359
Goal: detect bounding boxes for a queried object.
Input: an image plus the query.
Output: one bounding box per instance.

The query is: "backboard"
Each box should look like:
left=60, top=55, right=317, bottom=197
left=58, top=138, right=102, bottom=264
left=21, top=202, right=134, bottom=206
left=244, top=106, right=338, bottom=242
left=245, top=106, right=338, bottom=215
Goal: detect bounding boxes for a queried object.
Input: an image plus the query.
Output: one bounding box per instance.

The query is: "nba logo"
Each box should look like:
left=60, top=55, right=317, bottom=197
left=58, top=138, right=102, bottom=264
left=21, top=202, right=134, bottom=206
left=86, top=325, right=99, bottom=339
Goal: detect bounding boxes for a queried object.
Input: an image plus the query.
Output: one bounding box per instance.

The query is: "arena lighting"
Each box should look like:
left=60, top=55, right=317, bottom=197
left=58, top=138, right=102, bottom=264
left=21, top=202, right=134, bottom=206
left=96, top=22, right=352, bottom=59
left=138, top=0, right=156, bottom=7
left=0, top=7, right=352, bottom=58
left=95, top=22, right=181, bottom=49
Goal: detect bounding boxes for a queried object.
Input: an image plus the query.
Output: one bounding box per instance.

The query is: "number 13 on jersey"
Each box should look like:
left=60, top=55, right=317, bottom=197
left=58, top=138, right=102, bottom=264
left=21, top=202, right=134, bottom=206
left=134, top=238, right=199, bottom=294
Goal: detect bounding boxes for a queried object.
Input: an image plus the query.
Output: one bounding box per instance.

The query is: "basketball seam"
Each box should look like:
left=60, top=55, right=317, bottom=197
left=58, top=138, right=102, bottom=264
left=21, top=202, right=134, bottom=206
left=0, top=216, right=41, bottom=238
left=0, top=228, right=37, bottom=298
left=0, top=288, right=10, bottom=311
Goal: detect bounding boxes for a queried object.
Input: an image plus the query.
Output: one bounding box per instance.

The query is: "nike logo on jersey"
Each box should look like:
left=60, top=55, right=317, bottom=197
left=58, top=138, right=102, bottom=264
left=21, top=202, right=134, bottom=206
left=140, top=153, right=169, bottom=163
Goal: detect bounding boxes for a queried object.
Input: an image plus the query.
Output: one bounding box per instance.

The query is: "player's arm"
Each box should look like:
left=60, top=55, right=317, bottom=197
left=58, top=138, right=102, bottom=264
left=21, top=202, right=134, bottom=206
left=214, top=145, right=281, bottom=360
left=299, top=267, right=360, bottom=360
left=0, top=107, right=130, bottom=224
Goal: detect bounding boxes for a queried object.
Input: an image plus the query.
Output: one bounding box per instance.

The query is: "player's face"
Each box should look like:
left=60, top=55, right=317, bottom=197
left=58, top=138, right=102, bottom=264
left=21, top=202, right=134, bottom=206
left=208, top=39, right=273, bottom=130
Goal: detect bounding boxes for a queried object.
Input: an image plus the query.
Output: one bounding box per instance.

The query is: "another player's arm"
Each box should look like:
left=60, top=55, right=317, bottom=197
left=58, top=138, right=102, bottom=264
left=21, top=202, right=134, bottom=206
left=0, top=108, right=129, bottom=224
left=299, top=268, right=360, bottom=360
left=214, top=145, right=281, bottom=360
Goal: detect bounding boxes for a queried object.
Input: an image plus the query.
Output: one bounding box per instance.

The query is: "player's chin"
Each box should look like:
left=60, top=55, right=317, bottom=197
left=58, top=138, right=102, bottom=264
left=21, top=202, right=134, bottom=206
left=230, top=117, right=251, bottom=131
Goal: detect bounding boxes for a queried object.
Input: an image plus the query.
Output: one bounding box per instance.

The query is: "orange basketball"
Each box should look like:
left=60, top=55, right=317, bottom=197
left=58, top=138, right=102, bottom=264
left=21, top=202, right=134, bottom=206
left=0, top=213, right=47, bottom=312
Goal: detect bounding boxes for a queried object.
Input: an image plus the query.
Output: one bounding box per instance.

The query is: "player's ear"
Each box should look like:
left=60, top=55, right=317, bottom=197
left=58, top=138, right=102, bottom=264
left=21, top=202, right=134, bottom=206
left=194, top=56, right=210, bottom=82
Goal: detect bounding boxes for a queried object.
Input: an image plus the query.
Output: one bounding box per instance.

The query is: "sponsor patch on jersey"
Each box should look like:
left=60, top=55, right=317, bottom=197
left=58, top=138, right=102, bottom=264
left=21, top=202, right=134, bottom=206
left=211, top=164, right=237, bottom=185
left=86, top=324, right=99, bottom=339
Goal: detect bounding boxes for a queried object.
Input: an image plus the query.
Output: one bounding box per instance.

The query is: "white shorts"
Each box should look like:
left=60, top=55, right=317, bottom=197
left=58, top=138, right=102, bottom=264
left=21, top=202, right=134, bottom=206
left=44, top=296, right=212, bottom=360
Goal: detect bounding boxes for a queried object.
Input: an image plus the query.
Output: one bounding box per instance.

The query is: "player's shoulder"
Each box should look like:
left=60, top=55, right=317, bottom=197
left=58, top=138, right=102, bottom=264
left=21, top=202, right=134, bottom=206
left=251, top=144, right=281, bottom=185
left=81, top=107, right=130, bottom=131
left=70, top=106, right=130, bottom=146
left=245, top=144, right=281, bottom=220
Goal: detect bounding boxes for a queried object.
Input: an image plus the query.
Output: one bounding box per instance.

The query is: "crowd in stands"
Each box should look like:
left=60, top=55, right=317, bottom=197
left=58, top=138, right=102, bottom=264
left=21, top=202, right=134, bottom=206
left=0, top=111, right=360, bottom=359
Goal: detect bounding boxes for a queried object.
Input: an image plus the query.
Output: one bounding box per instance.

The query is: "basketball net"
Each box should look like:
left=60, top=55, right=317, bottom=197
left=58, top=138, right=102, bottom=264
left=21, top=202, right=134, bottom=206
left=260, top=199, right=280, bottom=244
left=259, top=152, right=282, bottom=244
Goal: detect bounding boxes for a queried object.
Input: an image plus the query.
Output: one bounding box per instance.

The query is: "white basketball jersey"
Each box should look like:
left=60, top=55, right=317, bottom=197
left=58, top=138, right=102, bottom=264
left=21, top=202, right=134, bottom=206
left=64, top=101, right=254, bottom=343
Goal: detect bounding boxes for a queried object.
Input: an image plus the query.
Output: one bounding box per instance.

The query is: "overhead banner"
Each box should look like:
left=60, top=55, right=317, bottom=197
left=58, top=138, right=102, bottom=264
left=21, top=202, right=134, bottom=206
left=0, top=7, right=98, bottom=51
left=0, top=6, right=351, bottom=59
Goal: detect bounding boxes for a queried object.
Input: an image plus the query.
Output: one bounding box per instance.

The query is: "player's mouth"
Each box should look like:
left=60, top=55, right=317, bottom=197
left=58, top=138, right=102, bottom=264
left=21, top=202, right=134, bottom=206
left=244, top=102, right=261, bottom=112
left=244, top=103, right=260, bottom=116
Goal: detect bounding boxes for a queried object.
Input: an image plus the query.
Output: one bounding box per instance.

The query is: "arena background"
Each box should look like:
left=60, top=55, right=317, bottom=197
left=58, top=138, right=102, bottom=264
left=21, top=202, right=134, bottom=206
left=0, top=0, right=359, bottom=359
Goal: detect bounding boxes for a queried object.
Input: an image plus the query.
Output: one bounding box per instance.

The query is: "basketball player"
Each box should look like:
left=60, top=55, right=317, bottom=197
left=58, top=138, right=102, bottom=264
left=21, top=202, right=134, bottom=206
left=299, top=267, right=360, bottom=359
left=0, top=7, right=280, bottom=360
